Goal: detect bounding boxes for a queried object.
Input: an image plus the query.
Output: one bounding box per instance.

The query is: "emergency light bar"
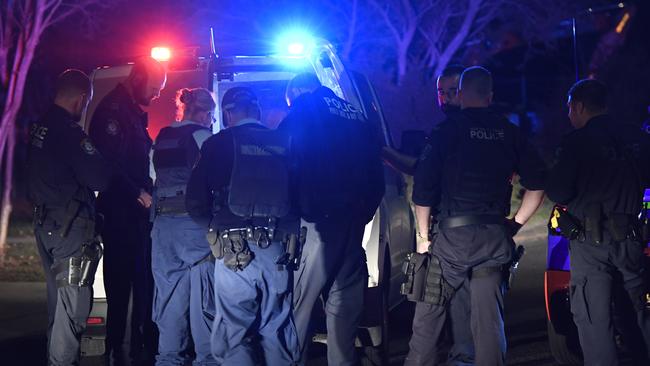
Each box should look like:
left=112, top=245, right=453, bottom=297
left=151, top=47, right=172, bottom=62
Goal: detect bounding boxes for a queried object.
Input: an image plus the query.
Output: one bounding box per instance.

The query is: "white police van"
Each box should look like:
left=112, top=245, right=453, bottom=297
left=80, top=36, right=415, bottom=365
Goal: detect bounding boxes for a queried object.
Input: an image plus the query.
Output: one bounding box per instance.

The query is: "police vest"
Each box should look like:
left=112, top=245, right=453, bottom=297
left=441, top=113, right=516, bottom=216
left=153, top=124, right=209, bottom=201
left=210, top=127, right=296, bottom=233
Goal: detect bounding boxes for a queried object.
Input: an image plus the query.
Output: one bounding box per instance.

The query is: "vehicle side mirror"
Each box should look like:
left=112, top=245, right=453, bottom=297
left=399, top=130, right=428, bottom=158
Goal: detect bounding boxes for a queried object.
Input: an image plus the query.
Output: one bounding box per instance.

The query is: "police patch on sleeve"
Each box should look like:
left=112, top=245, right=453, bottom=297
left=81, top=138, right=97, bottom=155
left=106, top=120, right=119, bottom=136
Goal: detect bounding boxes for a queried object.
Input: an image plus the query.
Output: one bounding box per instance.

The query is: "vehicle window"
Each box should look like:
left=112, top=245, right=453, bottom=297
left=216, top=75, right=293, bottom=130
left=349, top=71, right=393, bottom=148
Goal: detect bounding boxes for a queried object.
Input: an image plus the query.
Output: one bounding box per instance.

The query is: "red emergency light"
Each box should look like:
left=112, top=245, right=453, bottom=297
left=151, top=47, right=172, bottom=62
left=86, top=316, right=105, bottom=325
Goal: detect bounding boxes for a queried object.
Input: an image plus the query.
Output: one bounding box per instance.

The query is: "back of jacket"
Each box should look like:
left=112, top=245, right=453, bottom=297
left=28, top=105, right=112, bottom=218
left=414, top=107, right=546, bottom=218
left=546, top=115, right=650, bottom=218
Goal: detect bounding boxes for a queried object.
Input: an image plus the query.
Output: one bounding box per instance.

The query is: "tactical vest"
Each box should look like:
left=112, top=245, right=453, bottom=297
left=441, top=114, right=516, bottom=217
left=213, top=127, right=296, bottom=231
left=153, top=124, right=209, bottom=210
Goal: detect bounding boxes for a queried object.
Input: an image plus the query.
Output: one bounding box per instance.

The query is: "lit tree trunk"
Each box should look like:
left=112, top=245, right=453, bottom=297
left=0, top=0, right=43, bottom=248
left=0, top=124, right=16, bottom=247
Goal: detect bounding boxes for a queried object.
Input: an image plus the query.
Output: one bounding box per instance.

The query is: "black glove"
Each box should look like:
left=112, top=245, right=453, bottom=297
left=505, top=218, right=523, bottom=237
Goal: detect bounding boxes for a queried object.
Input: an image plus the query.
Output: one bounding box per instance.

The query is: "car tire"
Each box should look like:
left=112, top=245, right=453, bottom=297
left=361, top=244, right=391, bottom=366
left=547, top=320, right=582, bottom=365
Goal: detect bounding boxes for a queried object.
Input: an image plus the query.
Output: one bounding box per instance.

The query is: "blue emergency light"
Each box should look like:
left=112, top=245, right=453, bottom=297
left=276, top=30, right=314, bottom=56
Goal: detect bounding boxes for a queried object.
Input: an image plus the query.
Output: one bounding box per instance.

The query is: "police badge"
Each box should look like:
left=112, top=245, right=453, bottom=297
left=80, top=138, right=97, bottom=155
left=106, top=120, right=119, bottom=136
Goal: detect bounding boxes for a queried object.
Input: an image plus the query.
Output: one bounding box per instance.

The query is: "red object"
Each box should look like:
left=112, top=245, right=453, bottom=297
left=86, top=317, right=104, bottom=325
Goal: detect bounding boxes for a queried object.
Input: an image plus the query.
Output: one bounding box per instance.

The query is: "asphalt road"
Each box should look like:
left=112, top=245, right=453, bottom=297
left=0, top=228, right=632, bottom=365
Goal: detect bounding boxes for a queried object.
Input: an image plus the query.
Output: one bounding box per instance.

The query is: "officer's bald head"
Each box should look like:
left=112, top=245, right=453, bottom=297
left=285, top=73, right=322, bottom=107
left=458, top=66, right=493, bottom=109
left=54, top=69, right=93, bottom=121
left=127, top=57, right=167, bottom=106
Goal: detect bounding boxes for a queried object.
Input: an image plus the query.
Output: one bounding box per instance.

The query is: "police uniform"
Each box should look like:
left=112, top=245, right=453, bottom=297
left=431, top=108, right=475, bottom=366
left=89, top=83, right=157, bottom=359
left=150, top=120, right=217, bottom=365
left=546, top=114, right=650, bottom=366
left=28, top=105, right=111, bottom=365
left=186, top=118, right=300, bottom=365
left=278, top=86, right=384, bottom=366
left=405, top=107, right=546, bottom=366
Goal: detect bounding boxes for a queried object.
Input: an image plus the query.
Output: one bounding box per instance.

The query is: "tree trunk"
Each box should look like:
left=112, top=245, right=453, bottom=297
left=0, top=124, right=15, bottom=247
left=0, top=22, right=39, bottom=247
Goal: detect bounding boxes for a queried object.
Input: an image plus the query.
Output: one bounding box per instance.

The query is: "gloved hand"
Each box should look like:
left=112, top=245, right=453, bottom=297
left=505, top=218, right=523, bottom=238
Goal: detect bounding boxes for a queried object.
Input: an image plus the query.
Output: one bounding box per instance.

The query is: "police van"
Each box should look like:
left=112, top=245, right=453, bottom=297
left=79, top=37, right=415, bottom=364
left=545, top=191, right=650, bottom=365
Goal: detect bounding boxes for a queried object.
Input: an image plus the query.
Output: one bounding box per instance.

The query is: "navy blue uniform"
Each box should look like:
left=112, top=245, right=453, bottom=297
left=89, top=83, right=157, bottom=360
left=278, top=86, right=384, bottom=366
left=406, top=108, right=546, bottom=366
left=546, top=115, right=650, bottom=366
left=186, top=120, right=300, bottom=365
left=28, top=105, right=112, bottom=365
left=150, top=121, right=217, bottom=365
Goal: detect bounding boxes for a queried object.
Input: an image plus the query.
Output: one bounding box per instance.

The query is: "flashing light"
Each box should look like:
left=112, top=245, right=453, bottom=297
left=287, top=42, right=306, bottom=55
left=276, top=30, right=314, bottom=56
left=86, top=317, right=104, bottom=325
left=151, top=47, right=172, bottom=62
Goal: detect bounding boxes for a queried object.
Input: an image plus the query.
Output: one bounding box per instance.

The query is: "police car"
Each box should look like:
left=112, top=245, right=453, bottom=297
left=79, top=36, right=415, bottom=364
left=545, top=190, right=650, bottom=365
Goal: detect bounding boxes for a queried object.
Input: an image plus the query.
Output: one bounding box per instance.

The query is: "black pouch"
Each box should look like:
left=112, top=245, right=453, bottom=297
left=423, top=255, right=453, bottom=306
left=207, top=229, right=224, bottom=259
left=222, top=233, right=254, bottom=272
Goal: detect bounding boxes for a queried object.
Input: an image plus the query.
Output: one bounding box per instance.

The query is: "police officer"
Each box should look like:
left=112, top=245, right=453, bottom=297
left=150, top=88, right=217, bottom=365
left=186, top=87, right=300, bottom=365
left=405, top=66, right=546, bottom=366
left=279, top=73, right=384, bottom=366
left=432, top=65, right=477, bottom=366
left=28, top=69, right=111, bottom=365
left=89, top=57, right=166, bottom=364
left=382, top=65, right=465, bottom=175
left=546, top=79, right=650, bottom=366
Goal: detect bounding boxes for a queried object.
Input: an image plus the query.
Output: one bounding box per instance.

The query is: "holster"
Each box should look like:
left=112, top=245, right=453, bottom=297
left=275, top=226, right=307, bottom=271
left=401, top=252, right=429, bottom=303
left=584, top=203, right=603, bottom=244
left=549, top=205, right=583, bottom=240
left=54, top=241, right=103, bottom=288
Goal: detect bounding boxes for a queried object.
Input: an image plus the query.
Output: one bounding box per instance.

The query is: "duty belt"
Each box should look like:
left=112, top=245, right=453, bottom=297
left=438, top=215, right=504, bottom=230
left=221, top=227, right=290, bottom=247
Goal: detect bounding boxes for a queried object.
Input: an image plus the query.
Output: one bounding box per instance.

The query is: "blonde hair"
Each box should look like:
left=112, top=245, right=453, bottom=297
left=175, top=88, right=216, bottom=121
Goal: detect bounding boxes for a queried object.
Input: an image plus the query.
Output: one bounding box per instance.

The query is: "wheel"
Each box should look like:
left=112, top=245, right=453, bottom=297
left=547, top=320, right=582, bottom=365
left=361, top=244, right=391, bottom=366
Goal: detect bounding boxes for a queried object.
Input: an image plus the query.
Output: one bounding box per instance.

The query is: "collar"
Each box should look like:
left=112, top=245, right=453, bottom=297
left=50, top=104, right=76, bottom=122
left=234, top=118, right=263, bottom=127
left=583, top=114, right=609, bottom=128
left=114, top=83, right=145, bottom=116
left=171, top=120, right=208, bottom=128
